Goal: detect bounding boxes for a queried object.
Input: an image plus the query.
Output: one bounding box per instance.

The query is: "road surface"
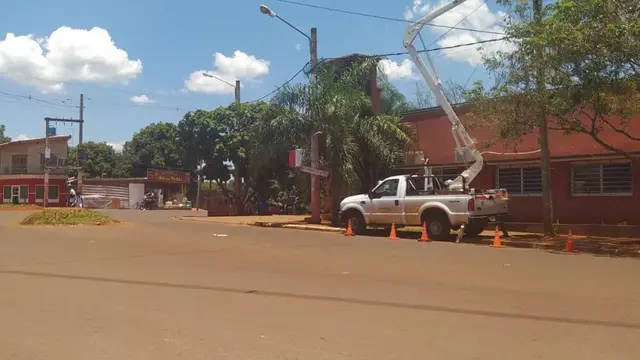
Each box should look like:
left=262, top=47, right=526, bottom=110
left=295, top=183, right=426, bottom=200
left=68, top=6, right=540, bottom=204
left=0, top=210, right=639, bottom=359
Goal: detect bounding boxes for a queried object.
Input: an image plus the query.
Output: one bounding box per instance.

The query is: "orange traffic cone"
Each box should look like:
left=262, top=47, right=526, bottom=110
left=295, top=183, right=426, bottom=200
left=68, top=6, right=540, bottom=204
left=344, top=219, right=354, bottom=237
left=388, top=223, right=399, bottom=240
left=564, top=229, right=577, bottom=253
left=490, top=225, right=504, bottom=248
left=419, top=222, right=430, bottom=242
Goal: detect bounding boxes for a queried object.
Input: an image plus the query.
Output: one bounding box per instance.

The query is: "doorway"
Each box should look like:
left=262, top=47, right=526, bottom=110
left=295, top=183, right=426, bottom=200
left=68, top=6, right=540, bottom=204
left=11, top=186, right=19, bottom=204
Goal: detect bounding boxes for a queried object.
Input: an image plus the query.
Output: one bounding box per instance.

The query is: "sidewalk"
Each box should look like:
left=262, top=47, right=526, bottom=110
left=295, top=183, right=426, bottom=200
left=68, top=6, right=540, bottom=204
left=180, top=215, right=640, bottom=258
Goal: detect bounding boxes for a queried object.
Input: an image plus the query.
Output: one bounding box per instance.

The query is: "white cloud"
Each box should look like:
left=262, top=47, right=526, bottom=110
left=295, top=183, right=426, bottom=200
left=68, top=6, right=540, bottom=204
left=295, top=43, right=302, bottom=51
left=403, top=0, right=514, bottom=66
left=404, top=0, right=432, bottom=20
left=184, top=50, right=270, bottom=94
left=0, top=26, right=142, bottom=93
left=130, top=94, right=155, bottom=104
left=107, top=141, right=125, bottom=152
left=378, top=59, right=417, bottom=80
left=14, top=134, right=29, bottom=141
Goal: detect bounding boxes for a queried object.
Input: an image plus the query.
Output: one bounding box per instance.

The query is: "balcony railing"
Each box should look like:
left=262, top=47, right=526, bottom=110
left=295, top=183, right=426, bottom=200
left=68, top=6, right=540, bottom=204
left=0, top=164, right=66, bottom=175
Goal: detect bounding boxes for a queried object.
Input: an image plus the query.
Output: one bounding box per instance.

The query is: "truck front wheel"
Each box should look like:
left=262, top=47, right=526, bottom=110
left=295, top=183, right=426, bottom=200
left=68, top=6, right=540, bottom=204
left=423, top=212, right=451, bottom=241
left=344, top=210, right=366, bottom=235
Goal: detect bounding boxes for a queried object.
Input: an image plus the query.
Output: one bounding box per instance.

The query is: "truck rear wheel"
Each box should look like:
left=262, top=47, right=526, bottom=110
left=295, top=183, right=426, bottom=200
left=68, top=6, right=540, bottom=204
left=344, top=210, right=366, bottom=235
left=424, top=212, right=451, bottom=241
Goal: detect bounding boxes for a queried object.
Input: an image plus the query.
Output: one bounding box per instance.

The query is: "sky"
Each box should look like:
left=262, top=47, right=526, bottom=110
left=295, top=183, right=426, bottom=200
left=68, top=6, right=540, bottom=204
left=0, top=0, right=512, bottom=151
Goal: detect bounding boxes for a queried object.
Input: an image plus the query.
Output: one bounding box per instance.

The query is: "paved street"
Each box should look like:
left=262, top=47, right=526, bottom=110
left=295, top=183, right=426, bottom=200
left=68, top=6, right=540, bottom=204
left=1, top=210, right=639, bottom=359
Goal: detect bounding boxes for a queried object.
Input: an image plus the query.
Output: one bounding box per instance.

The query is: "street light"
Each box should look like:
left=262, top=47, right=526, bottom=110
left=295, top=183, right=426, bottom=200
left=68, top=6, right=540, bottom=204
left=201, top=72, right=243, bottom=215
left=259, top=4, right=322, bottom=224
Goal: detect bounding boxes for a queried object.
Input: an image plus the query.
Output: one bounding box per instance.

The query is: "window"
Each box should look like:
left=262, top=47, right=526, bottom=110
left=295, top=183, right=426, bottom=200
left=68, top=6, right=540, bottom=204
left=35, top=185, right=44, bottom=201
left=40, top=152, right=59, bottom=169
left=497, top=167, right=542, bottom=195
left=11, top=154, right=28, bottom=174
left=572, top=163, right=632, bottom=195
left=20, top=186, right=28, bottom=201
left=2, top=186, right=10, bottom=201
left=48, top=185, right=59, bottom=201
left=372, top=179, right=399, bottom=197
left=435, top=168, right=461, bottom=183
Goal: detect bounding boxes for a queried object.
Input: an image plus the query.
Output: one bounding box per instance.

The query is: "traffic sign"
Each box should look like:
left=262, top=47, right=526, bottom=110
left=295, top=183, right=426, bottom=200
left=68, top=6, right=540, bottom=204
left=300, top=166, right=329, bottom=177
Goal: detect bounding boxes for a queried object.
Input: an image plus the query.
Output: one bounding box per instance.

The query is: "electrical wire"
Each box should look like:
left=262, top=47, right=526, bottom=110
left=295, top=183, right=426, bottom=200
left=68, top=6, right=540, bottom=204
left=424, top=0, right=490, bottom=49
left=275, top=0, right=505, bottom=35
left=324, top=37, right=509, bottom=60
left=247, top=61, right=310, bottom=103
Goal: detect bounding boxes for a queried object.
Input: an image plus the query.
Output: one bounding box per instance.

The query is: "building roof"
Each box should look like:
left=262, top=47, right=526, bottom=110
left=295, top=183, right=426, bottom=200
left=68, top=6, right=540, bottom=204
left=0, top=135, right=71, bottom=148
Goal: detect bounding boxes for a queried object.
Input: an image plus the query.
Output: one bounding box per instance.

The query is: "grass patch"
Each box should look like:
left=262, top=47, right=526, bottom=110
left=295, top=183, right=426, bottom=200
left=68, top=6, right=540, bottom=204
left=20, top=208, right=119, bottom=226
left=0, top=204, right=41, bottom=210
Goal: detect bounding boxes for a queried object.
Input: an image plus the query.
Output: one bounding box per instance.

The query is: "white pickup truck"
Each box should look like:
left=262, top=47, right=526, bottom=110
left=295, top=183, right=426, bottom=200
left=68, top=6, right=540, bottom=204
left=339, top=174, right=509, bottom=240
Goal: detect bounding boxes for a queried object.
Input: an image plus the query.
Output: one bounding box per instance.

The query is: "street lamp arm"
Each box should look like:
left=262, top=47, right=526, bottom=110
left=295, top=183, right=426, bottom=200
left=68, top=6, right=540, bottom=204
left=274, top=14, right=311, bottom=41
left=202, top=72, right=237, bottom=89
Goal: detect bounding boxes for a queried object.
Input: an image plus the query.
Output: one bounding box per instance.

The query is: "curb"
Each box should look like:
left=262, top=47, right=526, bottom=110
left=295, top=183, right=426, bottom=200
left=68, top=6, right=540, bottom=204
left=181, top=217, right=640, bottom=258
left=253, top=222, right=343, bottom=233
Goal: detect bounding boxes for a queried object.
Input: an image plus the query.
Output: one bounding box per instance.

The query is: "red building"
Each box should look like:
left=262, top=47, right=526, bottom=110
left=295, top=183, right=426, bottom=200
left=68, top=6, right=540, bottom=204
left=0, top=136, right=70, bottom=206
left=398, top=105, right=640, bottom=226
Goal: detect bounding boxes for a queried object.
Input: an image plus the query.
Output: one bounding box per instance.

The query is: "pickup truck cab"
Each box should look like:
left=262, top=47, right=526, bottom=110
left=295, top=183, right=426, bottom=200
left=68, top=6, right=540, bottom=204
left=338, top=175, right=509, bottom=240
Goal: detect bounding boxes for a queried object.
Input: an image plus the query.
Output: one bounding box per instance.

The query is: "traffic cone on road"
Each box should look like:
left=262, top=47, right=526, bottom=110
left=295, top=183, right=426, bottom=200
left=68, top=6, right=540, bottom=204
left=490, top=225, right=504, bottom=248
left=388, top=223, right=399, bottom=240
left=419, top=222, right=430, bottom=242
left=344, top=219, right=355, bottom=237
left=564, top=229, right=577, bottom=253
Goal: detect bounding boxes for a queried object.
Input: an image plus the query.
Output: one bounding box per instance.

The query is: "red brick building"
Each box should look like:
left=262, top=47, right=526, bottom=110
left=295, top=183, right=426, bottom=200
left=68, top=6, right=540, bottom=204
left=0, top=136, right=70, bottom=206
left=398, top=106, right=640, bottom=225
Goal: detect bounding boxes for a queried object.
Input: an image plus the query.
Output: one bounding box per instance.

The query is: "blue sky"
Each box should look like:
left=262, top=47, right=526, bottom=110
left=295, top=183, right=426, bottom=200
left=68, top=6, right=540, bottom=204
left=0, top=0, right=509, bottom=150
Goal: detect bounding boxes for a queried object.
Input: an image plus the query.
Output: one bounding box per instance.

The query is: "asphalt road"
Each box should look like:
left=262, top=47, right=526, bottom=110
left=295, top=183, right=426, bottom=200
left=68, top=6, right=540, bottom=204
left=0, top=210, right=639, bottom=359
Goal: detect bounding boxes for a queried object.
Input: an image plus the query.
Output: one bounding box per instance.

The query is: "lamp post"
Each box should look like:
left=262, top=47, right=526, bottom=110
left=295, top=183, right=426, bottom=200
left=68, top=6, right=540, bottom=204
left=259, top=4, right=321, bottom=224
left=202, top=72, right=243, bottom=215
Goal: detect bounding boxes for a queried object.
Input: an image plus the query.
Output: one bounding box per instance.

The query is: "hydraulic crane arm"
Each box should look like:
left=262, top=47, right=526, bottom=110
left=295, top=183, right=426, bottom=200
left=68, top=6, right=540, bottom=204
left=403, top=0, right=484, bottom=191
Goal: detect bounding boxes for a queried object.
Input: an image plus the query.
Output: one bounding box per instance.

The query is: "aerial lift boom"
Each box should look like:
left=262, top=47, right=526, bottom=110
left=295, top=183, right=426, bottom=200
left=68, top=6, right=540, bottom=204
left=403, top=0, right=483, bottom=191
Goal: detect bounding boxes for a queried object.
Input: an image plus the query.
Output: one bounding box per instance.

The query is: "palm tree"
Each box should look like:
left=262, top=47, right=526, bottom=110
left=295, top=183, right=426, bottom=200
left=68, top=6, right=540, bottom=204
left=263, top=57, right=415, bottom=225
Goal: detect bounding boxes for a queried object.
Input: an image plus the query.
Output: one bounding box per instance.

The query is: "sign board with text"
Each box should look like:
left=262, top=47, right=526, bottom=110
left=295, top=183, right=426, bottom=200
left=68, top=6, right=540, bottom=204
left=146, top=168, right=191, bottom=184
left=300, top=166, right=329, bottom=177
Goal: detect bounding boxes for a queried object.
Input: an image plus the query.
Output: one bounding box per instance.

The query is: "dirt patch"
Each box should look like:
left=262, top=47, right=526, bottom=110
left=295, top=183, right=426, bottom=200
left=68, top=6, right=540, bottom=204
left=20, top=208, right=120, bottom=226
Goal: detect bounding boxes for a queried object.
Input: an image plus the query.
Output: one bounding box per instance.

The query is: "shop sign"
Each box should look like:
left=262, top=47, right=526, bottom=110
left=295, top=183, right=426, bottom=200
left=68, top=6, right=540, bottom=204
left=146, top=169, right=190, bottom=183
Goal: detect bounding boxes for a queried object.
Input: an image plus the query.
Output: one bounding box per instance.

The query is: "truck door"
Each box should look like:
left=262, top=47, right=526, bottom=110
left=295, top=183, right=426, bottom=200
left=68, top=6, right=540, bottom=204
left=369, top=178, right=404, bottom=225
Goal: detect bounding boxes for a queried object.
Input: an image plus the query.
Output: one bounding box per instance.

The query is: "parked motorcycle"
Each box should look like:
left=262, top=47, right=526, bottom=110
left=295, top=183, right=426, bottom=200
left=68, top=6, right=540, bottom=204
left=140, top=192, right=158, bottom=210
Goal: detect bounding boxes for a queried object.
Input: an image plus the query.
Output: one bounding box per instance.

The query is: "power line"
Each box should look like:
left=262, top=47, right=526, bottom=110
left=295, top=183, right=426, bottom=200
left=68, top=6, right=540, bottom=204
left=0, top=71, right=197, bottom=103
left=424, top=0, right=489, bottom=49
left=275, top=0, right=505, bottom=35
left=247, top=62, right=309, bottom=103
left=325, top=37, right=509, bottom=60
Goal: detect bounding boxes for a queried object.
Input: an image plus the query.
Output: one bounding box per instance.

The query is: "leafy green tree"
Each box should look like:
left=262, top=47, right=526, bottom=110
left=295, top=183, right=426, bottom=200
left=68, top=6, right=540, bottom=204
left=466, top=0, right=640, bottom=235
left=177, top=110, right=219, bottom=172
left=468, top=0, right=640, bottom=153
left=267, top=57, right=414, bottom=224
left=377, top=76, right=415, bottom=116
left=67, top=142, right=132, bottom=178
left=0, top=125, right=10, bottom=143
left=123, top=122, right=183, bottom=176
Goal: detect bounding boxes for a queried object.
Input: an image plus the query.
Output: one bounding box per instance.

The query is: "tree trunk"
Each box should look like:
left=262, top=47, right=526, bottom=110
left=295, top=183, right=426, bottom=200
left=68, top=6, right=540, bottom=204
left=534, top=0, right=554, bottom=236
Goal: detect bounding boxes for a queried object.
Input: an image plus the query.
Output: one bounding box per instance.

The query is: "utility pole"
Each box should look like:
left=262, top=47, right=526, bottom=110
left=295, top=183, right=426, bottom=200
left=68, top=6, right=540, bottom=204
left=44, top=94, right=85, bottom=208
left=78, top=94, right=85, bottom=195
left=44, top=118, right=50, bottom=208
left=309, top=27, right=322, bottom=224
left=533, top=0, right=553, bottom=235
left=234, top=80, right=242, bottom=215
